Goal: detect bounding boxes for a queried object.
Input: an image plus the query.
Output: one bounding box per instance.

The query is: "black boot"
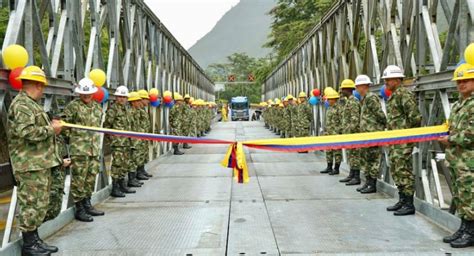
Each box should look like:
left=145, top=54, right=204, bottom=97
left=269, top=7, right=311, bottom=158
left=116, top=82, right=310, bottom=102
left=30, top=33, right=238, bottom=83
left=74, top=200, right=93, bottom=222
left=183, top=143, right=192, bottom=149
left=119, top=178, right=136, bottom=193
left=280, top=133, right=285, bottom=138
left=128, top=172, right=142, bottom=187
left=329, top=163, right=340, bottom=175
left=450, top=220, right=474, bottom=248
left=360, top=177, right=377, bottom=193
left=22, top=231, right=51, bottom=256
left=387, top=192, right=405, bottom=211
left=394, top=194, right=415, bottom=216
left=136, top=166, right=149, bottom=180
left=346, top=170, right=361, bottom=185
left=276, top=130, right=281, bottom=135
left=339, top=169, right=354, bottom=183
left=111, top=179, right=126, bottom=197
left=173, top=143, right=184, bottom=155
left=33, top=229, right=58, bottom=253
left=143, top=169, right=153, bottom=178
left=356, top=178, right=369, bottom=192
left=320, top=162, right=333, bottom=174
left=83, top=197, right=105, bottom=216
left=444, top=218, right=467, bottom=243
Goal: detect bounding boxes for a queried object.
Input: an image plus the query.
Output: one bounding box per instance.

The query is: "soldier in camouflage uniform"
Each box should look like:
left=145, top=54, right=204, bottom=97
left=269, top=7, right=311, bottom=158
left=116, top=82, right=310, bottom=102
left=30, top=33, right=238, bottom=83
left=128, top=92, right=148, bottom=185
left=295, top=92, right=312, bottom=140
left=438, top=63, right=474, bottom=248
left=338, top=79, right=361, bottom=180
left=63, top=78, right=104, bottom=222
left=383, top=65, right=422, bottom=216
left=353, top=75, right=386, bottom=193
left=182, top=94, right=193, bottom=149
left=8, top=66, right=62, bottom=255
left=320, top=87, right=343, bottom=174
left=104, top=86, right=136, bottom=197
left=285, top=96, right=297, bottom=138
left=170, top=93, right=185, bottom=155
left=280, top=98, right=289, bottom=138
left=137, top=90, right=153, bottom=178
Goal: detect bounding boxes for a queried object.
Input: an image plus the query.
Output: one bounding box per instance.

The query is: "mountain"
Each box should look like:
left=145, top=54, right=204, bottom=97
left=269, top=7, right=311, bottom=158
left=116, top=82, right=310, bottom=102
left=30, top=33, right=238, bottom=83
left=189, top=0, right=276, bottom=68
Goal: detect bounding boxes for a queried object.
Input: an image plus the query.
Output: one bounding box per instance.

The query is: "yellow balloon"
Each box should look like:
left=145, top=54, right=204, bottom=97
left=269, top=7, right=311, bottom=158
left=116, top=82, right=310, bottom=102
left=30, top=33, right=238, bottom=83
left=89, top=69, right=106, bottom=87
left=464, top=43, right=474, bottom=65
left=163, top=90, right=172, bottom=97
left=149, top=88, right=159, bottom=96
left=2, top=44, right=29, bottom=69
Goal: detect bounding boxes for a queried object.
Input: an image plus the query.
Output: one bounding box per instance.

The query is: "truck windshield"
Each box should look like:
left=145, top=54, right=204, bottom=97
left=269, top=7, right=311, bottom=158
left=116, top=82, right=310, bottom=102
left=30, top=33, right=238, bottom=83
left=232, top=103, right=247, bottom=110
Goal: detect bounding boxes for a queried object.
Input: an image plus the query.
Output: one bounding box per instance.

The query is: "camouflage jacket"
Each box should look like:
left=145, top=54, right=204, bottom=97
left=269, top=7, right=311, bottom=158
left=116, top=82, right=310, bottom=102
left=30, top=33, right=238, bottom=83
left=325, top=102, right=342, bottom=135
left=7, top=91, right=62, bottom=172
left=387, top=86, right=422, bottom=130
left=341, top=95, right=361, bottom=134
left=360, top=93, right=386, bottom=132
left=169, top=103, right=185, bottom=135
left=63, top=99, right=102, bottom=156
left=103, top=102, right=132, bottom=147
left=138, top=107, right=151, bottom=133
left=446, top=95, right=474, bottom=170
left=129, top=106, right=143, bottom=148
left=296, top=102, right=313, bottom=128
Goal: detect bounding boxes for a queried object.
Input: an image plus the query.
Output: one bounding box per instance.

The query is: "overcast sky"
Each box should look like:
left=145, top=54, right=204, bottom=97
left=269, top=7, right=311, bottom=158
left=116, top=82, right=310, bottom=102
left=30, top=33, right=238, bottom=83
left=144, top=0, right=240, bottom=50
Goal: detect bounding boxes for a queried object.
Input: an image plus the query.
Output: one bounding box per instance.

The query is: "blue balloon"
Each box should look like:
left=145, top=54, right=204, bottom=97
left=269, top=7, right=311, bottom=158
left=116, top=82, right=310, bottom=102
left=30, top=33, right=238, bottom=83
left=456, top=58, right=466, bottom=67
left=352, top=90, right=361, bottom=101
left=309, top=96, right=318, bottom=105
left=101, top=87, right=109, bottom=104
left=165, top=100, right=175, bottom=108
left=324, top=101, right=330, bottom=109
left=150, top=100, right=160, bottom=107
left=380, top=85, right=388, bottom=101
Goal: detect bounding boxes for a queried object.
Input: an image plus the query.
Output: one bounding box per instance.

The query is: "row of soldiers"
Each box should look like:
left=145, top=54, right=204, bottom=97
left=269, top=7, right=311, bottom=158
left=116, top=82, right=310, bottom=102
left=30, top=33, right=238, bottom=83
left=6, top=64, right=217, bottom=255
left=262, top=92, right=313, bottom=139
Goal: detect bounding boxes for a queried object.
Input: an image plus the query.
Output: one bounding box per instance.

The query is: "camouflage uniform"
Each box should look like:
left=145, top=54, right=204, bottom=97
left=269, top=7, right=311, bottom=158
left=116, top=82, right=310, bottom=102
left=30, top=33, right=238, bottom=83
left=325, top=102, right=343, bottom=164
left=170, top=103, right=185, bottom=136
left=129, top=106, right=145, bottom=169
left=295, top=102, right=312, bottom=137
left=7, top=91, right=62, bottom=232
left=138, top=107, right=151, bottom=164
left=44, top=136, right=68, bottom=221
left=445, top=95, right=474, bottom=220
left=63, top=99, right=102, bottom=202
left=386, top=86, right=422, bottom=196
left=359, top=93, right=387, bottom=178
left=341, top=95, right=361, bottom=169
left=104, top=102, right=132, bottom=179
left=190, top=107, right=198, bottom=136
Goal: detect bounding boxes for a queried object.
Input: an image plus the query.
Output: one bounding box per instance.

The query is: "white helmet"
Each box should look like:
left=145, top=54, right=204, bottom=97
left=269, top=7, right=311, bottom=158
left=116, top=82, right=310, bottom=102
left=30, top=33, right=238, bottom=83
left=381, top=65, right=405, bottom=79
left=74, top=78, right=98, bottom=95
left=354, top=75, right=373, bottom=86
left=114, top=85, right=129, bottom=97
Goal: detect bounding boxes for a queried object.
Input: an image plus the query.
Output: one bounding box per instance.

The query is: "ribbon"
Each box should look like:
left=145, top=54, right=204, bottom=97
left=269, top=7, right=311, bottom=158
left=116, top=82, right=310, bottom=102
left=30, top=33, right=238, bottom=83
left=61, top=121, right=449, bottom=184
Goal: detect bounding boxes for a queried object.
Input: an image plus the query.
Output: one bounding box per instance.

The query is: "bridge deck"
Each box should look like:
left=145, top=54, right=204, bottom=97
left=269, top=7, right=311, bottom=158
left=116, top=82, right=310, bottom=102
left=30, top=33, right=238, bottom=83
left=46, top=122, right=469, bottom=255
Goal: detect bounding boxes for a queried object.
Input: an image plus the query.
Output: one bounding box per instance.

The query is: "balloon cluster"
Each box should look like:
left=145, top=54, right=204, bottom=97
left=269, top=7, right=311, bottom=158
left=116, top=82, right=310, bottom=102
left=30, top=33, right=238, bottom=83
left=149, top=88, right=161, bottom=107
left=380, top=85, right=392, bottom=101
left=93, top=87, right=109, bottom=104
left=3, top=44, right=29, bottom=90
left=162, top=90, right=174, bottom=107
left=352, top=90, right=361, bottom=101
left=88, top=69, right=108, bottom=103
left=309, top=88, right=321, bottom=106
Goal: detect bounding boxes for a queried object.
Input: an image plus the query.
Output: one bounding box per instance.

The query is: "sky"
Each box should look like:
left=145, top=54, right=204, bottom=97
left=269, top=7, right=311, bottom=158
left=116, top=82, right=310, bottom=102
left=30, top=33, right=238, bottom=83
left=144, top=0, right=240, bottom=50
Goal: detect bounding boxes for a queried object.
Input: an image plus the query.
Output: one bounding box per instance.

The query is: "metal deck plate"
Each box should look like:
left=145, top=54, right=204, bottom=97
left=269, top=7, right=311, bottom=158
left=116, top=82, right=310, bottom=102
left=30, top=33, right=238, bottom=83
left=251, top=153, right=321, bottom=163
left=157, top=154, right=226, bottom=164
left=152, top=163, right=231, bottom=177
left=252, top=162, right=326, bottom=176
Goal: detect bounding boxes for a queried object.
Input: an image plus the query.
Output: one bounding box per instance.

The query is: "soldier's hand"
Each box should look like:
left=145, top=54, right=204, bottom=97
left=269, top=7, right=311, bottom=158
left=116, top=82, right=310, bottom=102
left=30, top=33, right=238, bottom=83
left=51, top=119, right=63, bottom=135
left=62, top=158, right=72, bottom=167
left=437, top=136, right=449, bottom=146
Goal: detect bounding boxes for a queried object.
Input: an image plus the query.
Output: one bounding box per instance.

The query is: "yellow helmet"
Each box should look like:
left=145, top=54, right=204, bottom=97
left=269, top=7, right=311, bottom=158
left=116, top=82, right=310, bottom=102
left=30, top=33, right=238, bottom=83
left=340, top=79, right=355, bottom=89
left=128, top=92, right=141, bottom=101
left=452, top=63, right=474, bottom=81
left=287, top=94, right=295, bottom=100
left=324, top=87, right=340, bottom=99
left=275, top=99, right=281, bottom=104
left=174, top=93, right=183, bottom=101
left=18, top=66, right=47, bottom=85
left=298, top=92, right=307, bottom=98
left=184, top=94, right=191, bottom=99
left=278, top=103, right=284, bottom=107
left=138, top=89, right=149, bottom=99
left=283, top=97, right=289, bottom=102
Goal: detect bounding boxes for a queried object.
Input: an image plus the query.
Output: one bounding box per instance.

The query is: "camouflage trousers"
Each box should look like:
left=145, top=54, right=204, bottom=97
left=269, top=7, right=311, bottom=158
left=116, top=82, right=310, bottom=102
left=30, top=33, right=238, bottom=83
left=133, top=143, right=148, bottom=168
left=326, top=149, right=342, bottom=164
left=347, top=149, right=361, bottom=169
left=111, top=147, right=130, bottom=179
left=14, top=169, right=51, bottom=232
left=44, top=166, right=65, bottom=222
left=360, top=147, right=381, bottom=179
left=449, top=167, right=474, bottom=221
left=70, top=155, right=99, bottom=202
left=295, top=127, right=310, bottom=138
left=389, top=145, right=415, bottom=196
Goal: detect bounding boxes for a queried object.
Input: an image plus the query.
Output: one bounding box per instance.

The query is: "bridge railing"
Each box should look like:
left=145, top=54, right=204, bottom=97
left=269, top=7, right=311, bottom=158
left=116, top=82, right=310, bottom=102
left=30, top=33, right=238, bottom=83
left=0, top=0, right=214, bottom=249
left=263, top=0, right=472, bottom=222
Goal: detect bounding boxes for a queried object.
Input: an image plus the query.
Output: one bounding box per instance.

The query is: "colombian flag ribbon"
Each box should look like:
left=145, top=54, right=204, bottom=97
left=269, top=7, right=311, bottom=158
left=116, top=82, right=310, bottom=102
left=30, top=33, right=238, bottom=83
left=62, top=121, right=449, bottom=184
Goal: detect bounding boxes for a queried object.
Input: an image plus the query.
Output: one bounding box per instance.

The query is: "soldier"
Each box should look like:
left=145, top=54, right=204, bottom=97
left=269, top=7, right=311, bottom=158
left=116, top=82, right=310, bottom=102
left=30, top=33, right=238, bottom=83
left=170, top=93, right=185, bottom=155
left=438, top=63, right=474, bottom=248
left=137, top=90, right=153, bottom=178
left=182, top=94, right=193, bottom=149
left=8, top=66, right=62, bottom=255
left=63, top=78, right=105, bottom=222
left=320, top=87, right=343, bottom=174
left=295, top=91, right=312, bottom=144
left=280, top=97, right=289, bottom=138
left=383, top=65, right=422, bottom=216
left=103, top=86, right=136, bottom=197
left=127, top=92, right=146, bottom=186
left=353, top=75, right=386, bottom=193
left=287, top=95, right=297, bottom=138
left=338, top=79, right=361, bottom=180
